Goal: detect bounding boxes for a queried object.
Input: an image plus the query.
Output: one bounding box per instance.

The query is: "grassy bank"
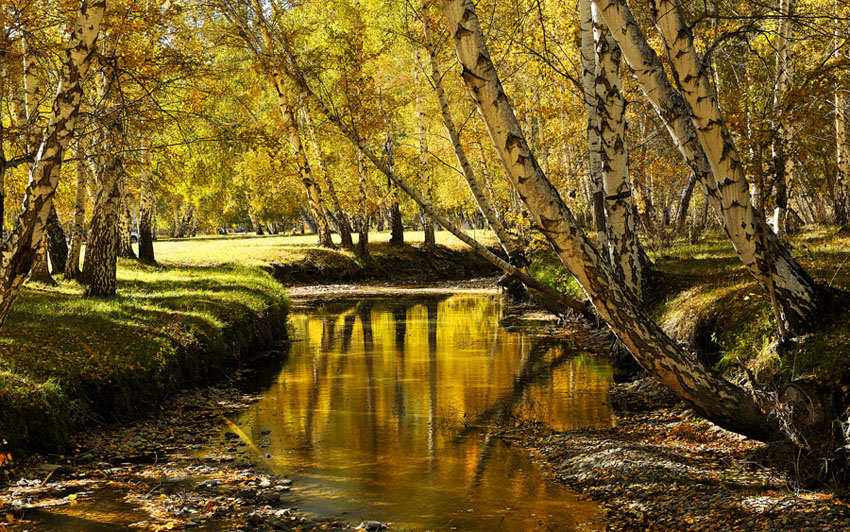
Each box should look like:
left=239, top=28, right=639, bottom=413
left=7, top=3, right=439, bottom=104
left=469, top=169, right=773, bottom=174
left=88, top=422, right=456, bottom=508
left=531, top=227, right=850, bottom=381
left=0, top=260, right=288, bottom=453
left=0, top=230, right=498, bottom=454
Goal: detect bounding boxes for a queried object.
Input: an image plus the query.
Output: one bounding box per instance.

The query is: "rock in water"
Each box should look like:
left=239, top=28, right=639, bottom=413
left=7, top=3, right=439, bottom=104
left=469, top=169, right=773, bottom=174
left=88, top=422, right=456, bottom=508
left=356, top=522, right=387, bottom=531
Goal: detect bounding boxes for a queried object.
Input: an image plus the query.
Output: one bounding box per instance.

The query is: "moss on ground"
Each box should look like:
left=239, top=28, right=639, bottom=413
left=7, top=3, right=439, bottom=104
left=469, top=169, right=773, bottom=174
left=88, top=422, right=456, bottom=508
left=0, top=260, right=289, bottom=452
left=530, top=226, right=850, bottom=383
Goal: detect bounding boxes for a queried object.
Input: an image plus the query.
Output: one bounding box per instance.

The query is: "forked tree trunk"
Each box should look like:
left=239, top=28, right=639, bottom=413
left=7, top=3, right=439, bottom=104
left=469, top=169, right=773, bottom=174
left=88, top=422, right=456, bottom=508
left=82, top=59, right=122, bottom=298
left=579, top=0, right=609, bottom=252
left=138, top=148, right=156, bottom=264
left=0, top=1, right=105, bottom=327
left=65, top=152, right=89, bottom=279
left=46, top=207, right=68, bottom=275
left=593, top=0, right=821, bottom=335
left=82, top=136, right=121, bottom=297
left=437, top=0, right=783, bottom=442
left=29, top=239, right=55, bottom=286
left=592, top=8, right=646, bottom=299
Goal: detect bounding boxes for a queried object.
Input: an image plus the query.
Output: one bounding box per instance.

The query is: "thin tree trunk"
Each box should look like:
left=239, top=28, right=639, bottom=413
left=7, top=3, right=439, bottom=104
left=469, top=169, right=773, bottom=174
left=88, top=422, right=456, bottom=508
left=356, top=151, right=371, bottom=259
left=675, top=172, right=698, bottom=234
left=579, top=0, right=609, bottom=251
left=247, top=0, right=334, bottom=249
left=771, top=0, right=794, bottom=238
left=836, top=92, right=850, bottom=225
left=302, top=107, right=355, bottom=250
left=421, top=3, right=526, bottom=267
left=0, top=1, right=105, bottom=327
left=413, top=45, right=436, bottom=247
left=65, top=152, right=88, bottom=279
left=138, top=147, right=156, bottom=264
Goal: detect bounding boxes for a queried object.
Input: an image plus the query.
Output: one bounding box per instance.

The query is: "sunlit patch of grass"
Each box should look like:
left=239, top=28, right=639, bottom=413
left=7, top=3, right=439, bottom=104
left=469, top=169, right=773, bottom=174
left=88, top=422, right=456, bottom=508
left=0, top=259, right=288, bottom=451
left=149, top=230, right=497, bottom=267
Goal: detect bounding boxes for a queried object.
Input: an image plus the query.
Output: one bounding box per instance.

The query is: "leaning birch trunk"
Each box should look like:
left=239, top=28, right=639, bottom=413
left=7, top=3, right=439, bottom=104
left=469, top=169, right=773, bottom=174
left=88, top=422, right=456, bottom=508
left=65, top=152, right=89, bottom=279
left=412, top=46, right=436, bottom=247
left=246, top=0, right=334, bottom=249
left=592, top=8, right=645, bottom=299
left=593, top=0, right=821, bottom=335
left=579, top=0, right=608, bottom=252
left=770, top=0, right=794, bottom=237
left=421, top=2, right=526, bottom=267
left=0, top=1, right=105, bottom=327
left=138, top=147, right=156, bottom=264
left=303, top=108, right=355, bottom=250
left=434, top=0, right=786, bottom=442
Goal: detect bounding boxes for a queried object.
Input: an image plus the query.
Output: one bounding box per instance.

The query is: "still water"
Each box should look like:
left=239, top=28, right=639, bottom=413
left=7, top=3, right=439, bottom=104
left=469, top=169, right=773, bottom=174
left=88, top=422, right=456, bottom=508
left=230, top=294, right=615, bottom=531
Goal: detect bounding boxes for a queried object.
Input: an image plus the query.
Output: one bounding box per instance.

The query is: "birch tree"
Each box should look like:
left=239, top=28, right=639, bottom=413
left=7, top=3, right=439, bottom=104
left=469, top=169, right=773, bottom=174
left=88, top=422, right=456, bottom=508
left=592, top=0, right=822, bottom=335
left=0, top=0, right=105, bottom=326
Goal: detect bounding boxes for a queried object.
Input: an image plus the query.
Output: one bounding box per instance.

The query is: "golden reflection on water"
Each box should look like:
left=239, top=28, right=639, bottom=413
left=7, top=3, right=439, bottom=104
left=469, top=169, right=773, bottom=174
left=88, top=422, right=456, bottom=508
left=234, top=295, right=614, bottom=531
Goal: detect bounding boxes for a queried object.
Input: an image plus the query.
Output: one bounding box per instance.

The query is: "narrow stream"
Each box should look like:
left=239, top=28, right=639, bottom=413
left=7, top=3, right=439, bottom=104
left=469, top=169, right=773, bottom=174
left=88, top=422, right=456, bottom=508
left=226, top=294, right=614, bottom=531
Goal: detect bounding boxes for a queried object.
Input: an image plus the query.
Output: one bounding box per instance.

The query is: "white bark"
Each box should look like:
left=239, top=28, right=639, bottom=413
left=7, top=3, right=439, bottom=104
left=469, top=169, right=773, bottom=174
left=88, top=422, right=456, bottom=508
left=592, top=5, right=644, bottom=298
left=0, top=0, right=105, bottom=326
left=594, top=0, right=820, bottom=334
left=580, top=0, right=608, bottom=251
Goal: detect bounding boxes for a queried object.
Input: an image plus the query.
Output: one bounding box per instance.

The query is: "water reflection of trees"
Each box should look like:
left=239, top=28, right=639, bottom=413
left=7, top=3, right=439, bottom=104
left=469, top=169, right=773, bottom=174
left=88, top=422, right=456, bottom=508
left=240, top=295, right=612, bottom=509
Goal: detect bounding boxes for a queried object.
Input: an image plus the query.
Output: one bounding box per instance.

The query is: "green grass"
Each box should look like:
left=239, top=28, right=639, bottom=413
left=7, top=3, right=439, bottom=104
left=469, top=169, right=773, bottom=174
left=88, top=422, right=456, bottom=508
left=530, top=226, right=850, bottom=381
left=0, top=259, right=288, bottom=452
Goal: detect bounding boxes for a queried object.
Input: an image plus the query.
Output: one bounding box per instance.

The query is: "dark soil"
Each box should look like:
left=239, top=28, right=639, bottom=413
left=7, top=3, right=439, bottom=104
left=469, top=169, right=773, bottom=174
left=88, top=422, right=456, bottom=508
left=266, top=243, right=499, bottom=285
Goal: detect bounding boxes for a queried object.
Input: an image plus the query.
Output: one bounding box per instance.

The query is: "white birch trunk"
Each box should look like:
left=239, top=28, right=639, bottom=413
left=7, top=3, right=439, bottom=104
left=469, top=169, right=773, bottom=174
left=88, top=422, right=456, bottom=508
left=594, top=0, right=820, bottom=334
left=580, top=0, right=608, bottom=252
left=0, top=0, right=105, bottom=326
left=592, top=5, right=645, bottom=298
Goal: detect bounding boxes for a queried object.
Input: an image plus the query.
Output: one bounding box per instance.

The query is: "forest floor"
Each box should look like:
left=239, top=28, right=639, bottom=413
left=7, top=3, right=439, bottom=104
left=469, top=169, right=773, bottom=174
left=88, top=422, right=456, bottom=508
left=502, top=378, right=850, bottom=531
